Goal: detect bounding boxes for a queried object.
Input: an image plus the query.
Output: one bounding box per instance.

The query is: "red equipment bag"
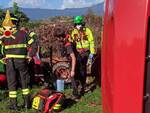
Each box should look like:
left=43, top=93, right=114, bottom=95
left=0, top=74, right=6, bottom=88
left=32, top=88, right=65, bottom=113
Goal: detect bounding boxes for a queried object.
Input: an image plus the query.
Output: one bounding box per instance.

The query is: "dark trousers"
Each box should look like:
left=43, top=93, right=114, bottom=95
left=28, top=59, right=35, bottom=88
left=71, top=77, right=79, bottom=96
left=6, top=59, right=30, bottom=91
left=76, top=51, right=90, bottom=89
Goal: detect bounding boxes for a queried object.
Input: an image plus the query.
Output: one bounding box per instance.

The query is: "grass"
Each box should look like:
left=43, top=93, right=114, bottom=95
left=0, top=85, right=102, bottom=113
left=62, top=86, right=102, bottom=113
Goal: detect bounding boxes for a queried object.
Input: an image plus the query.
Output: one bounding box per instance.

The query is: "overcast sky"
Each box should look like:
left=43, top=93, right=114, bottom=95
left=0, top=0, right=104, bottom=9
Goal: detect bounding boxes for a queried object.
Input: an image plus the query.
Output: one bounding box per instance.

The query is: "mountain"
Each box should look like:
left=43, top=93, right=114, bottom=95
left=5, top=2, right=104, bottom=20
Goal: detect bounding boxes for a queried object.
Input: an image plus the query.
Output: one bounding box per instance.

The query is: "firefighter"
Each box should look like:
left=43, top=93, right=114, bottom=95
left=0, top=10, right=37, bottom=110
left=71, top=16, right=95, bottom=95
left=20, top=27, right=38, bottom=45
left=20, top=27, right=40, bottom=87
left=54, top=27, right=80, bottom=100
left=20, top=27, right=38, bottom=52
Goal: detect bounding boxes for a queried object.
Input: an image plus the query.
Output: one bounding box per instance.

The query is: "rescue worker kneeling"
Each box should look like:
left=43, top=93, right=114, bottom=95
left=0, top=10, right=37, bottom=110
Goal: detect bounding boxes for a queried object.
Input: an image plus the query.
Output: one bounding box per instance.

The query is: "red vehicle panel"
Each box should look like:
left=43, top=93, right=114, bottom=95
left=102, top=0, right=150, bottom=113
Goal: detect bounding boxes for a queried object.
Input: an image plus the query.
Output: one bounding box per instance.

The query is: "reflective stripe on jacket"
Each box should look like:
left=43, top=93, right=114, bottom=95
left=0, top=30, right=35, bottom=58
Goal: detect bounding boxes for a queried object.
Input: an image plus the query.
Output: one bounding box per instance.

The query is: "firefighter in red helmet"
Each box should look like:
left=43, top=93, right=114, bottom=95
left=0, top=10, right=37, bottom=110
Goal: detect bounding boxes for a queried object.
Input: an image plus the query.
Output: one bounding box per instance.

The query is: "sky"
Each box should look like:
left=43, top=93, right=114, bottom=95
left=0, top=0, right=104, bottom=9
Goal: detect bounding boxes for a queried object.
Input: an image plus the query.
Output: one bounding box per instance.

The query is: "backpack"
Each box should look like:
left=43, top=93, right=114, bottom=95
left=32, top=88, right=65, bottom=113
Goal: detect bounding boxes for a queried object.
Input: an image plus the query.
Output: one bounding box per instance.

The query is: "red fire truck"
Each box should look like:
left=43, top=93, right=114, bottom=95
left=102, top=0, right=150, bottom=113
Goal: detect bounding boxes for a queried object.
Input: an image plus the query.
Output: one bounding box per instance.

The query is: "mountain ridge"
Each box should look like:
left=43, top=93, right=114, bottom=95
left=5, top=2, right=104, bottom=20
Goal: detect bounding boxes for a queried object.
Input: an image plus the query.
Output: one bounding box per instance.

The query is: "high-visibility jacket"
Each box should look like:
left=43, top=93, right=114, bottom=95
left=71, top=27, right=95, bottom=54
left=29, top=31, right=37, bottom=41
left=0, top=30, right=2, bottom=35
left=28, top=31, right=39, bottom=55
left=0, top=30, right=36, bottom=58
left=0, top=29, right=5, bottom=64
left=0, top=35, right=5, bottom=72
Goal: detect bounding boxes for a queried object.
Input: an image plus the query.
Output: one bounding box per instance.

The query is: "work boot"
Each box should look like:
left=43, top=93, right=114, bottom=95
left=80, top=87, right=85, bottom=96
left=7, top=98, right=19, bottom=110
left=71, top=90, right=80, bottom=101
left=72, top=89, right=80, bottom=99
left=23, top=94, right=31, bottom=109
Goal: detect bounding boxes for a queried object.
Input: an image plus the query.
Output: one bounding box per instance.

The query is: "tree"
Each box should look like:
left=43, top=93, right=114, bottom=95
left=0, top=8, right=3, bottom=26
left=12, top=2, right=30, bottom=26
left=13, top=2, right=19, bottom=15
left=0, top=9, right=2, bottom=15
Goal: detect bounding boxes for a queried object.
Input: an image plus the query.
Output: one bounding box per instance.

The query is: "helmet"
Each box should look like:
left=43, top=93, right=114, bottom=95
left=73, top=16, right=83, bottom=24
left=2, top=10, right=19, bottom=27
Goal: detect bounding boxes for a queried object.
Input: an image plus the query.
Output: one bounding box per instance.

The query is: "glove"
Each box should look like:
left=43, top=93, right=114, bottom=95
left=0, top=57, right=8, bottom=64
left=89, top=54, right=94, bottom=60
left=87, top=54, right=94, bottom=66
left=36, top=52, right=40, bottom=59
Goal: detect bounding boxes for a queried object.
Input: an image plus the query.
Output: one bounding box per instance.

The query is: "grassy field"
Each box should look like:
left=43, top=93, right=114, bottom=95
left=0, top=86, right=102, bottom=113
